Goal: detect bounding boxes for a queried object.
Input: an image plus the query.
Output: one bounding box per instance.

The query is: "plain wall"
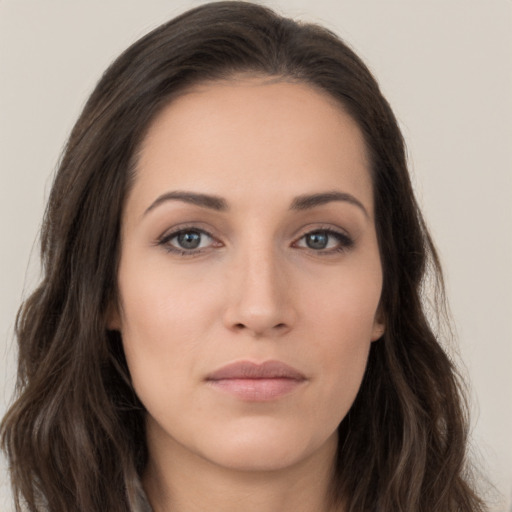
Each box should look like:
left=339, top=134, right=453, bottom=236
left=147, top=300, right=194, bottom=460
left=1, top=1, right=511, bottom=510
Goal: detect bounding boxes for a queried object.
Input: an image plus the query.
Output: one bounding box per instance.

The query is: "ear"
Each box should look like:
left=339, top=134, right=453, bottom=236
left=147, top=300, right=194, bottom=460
left=370, top=307, right=385, bottom=342
left=106, top=300, right=122, bottom=331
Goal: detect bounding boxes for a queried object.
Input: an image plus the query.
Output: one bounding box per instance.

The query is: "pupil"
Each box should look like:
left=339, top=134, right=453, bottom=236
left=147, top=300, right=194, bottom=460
left=178, top=231, right=201, bottom=249
left=307, top=231, right=328, bottom=249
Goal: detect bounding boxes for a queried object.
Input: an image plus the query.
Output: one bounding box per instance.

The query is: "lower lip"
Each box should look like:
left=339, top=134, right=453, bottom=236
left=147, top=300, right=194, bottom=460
left=207, top=378, right=304, bottom=401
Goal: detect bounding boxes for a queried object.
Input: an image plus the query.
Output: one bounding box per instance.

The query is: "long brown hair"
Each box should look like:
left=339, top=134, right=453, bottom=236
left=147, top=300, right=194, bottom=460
left=1, top=2, right=484, bottom=511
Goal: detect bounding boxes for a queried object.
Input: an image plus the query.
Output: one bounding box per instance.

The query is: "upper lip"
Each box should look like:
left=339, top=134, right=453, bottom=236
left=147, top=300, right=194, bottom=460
left=206, top=360, right=306, bottom=381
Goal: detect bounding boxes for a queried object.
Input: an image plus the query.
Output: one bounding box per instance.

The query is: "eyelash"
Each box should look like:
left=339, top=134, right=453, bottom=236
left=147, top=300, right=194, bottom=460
left=156, top=225, right=354, bottom=257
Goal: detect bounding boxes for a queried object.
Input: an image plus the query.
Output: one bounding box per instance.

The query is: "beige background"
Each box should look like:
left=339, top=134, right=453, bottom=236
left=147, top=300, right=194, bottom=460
left=1, top=1, right=511, bottom=510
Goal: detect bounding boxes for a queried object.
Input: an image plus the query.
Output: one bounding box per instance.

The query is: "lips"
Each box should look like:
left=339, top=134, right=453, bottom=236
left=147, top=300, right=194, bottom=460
left=206, top=360, right=306, bottom=401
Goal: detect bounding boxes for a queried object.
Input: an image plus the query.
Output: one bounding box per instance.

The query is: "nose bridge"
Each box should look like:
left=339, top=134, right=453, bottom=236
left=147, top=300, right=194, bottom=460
left=223, top=234, right=295, bottom=336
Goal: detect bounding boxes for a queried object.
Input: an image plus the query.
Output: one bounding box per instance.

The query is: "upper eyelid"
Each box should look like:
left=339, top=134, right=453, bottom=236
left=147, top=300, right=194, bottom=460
left=159, top=223, right=216, bottom=240
left=158, top=224, right=349, bottom=240
left=163, top=228, right=214, bottom=240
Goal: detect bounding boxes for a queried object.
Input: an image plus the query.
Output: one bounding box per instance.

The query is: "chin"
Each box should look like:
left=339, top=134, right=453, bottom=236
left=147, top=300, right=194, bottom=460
left=195, top=418, right=338, bottom=473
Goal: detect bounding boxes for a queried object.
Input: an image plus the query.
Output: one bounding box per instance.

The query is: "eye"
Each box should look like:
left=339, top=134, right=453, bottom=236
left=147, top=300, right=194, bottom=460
left=157, top=226, right=352, bottom=256
left=158, top=228, right=217, bottom=254
left=295, top=229, right=353, bottom=254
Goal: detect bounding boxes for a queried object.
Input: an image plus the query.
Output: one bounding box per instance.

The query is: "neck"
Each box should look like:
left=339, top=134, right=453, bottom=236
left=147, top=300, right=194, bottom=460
left=143, top=430, right=340, bottom=512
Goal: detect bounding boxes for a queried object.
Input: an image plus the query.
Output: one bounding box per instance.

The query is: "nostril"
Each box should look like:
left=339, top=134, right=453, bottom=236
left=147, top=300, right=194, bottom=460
left=232, top=322, right=287, bottom=333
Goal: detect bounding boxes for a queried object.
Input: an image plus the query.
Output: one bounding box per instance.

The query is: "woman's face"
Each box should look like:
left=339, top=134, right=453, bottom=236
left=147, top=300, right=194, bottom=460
left=112, top=77, right=384, bottom=473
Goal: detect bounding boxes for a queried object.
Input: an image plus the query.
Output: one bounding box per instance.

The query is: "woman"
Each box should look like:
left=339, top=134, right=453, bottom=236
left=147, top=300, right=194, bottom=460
left=1, top=2, right=485, bottom=511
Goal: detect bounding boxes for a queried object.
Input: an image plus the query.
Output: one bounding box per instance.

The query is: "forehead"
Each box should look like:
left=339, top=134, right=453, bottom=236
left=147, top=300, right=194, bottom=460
left=130, top=77, right=373, bottom=216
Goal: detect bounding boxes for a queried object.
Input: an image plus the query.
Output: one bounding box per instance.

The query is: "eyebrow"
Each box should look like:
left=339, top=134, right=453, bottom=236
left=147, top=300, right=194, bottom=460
left=290, top=191, right=368, bottom=217
left=144, top=190, right=368, bottom=217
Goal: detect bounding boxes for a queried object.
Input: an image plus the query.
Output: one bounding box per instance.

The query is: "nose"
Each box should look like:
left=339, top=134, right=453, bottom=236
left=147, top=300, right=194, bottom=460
left=222, top=245, right=297, bottom=338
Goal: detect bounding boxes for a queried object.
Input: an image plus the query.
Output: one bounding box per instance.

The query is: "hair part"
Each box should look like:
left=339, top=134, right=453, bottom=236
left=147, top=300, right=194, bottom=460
left=1, top=2, right=484, bottom=511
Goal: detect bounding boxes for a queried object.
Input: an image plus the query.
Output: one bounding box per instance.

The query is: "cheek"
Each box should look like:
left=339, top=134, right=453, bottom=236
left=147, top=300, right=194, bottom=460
left=302, top=259, right=382, bottom=345
left=116, top=257, right=218, bottom=406
left=118, top=253, right=218, bottom=343
left=300, top=267, right=381, bottom=413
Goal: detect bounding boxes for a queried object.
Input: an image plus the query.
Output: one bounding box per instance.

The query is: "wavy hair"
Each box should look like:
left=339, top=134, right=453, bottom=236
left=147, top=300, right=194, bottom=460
left=1, top=2, right=484, bottom=511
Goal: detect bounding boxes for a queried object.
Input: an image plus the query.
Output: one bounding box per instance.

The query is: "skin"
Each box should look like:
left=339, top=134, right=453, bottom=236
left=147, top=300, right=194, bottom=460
left=111, top=77, right=385, bottom=512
